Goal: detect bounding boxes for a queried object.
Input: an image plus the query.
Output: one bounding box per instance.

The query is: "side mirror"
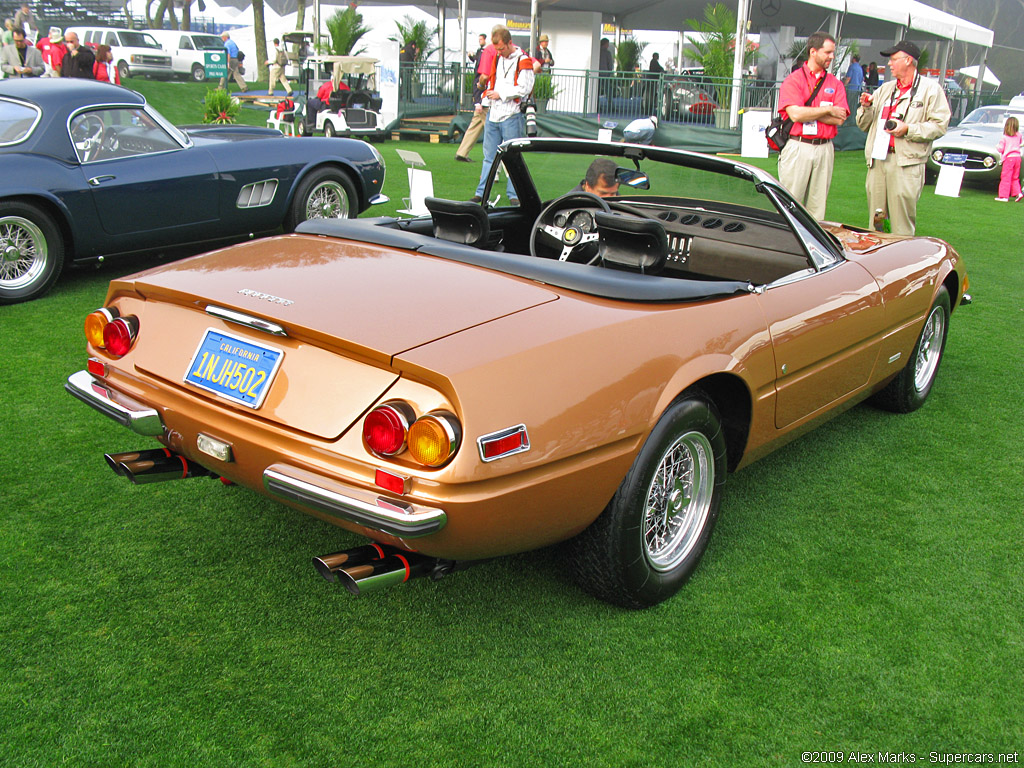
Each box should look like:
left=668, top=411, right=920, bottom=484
left=616, top=168, right=650, bottom=190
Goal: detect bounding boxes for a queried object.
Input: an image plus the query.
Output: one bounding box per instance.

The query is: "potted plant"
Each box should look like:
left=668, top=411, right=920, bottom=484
left=389, top=15, right=438, bottom=99
left=203, top=88, right=239, bottom=124
left=685, top=3, right=755, bottom=128
left=532, top=73, right=560, bottom=112
left=326, top=6, right=369, bottom=56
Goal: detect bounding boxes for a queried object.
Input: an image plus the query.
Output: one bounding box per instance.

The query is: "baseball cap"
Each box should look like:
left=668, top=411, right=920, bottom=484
left=880, top=40, right=921, bottom=60
left=48, top=26, right=63, bottom=42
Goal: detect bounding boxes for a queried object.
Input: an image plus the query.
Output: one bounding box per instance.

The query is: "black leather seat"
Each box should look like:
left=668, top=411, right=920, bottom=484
left=594, top=212, right=668, bottom=275
left=424, top=197, right=490, bottom=248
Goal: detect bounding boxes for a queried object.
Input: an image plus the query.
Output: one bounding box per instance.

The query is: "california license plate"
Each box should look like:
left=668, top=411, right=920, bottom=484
left=184, top=328, right=283, bottom=409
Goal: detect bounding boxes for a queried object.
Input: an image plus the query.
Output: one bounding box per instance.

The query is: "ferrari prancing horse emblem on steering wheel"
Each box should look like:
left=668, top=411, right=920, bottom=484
left=564, top=227, right=580, bottom=244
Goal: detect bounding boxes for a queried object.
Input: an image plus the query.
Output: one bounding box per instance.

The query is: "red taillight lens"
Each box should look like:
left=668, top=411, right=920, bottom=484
left=84, top=307, right=118, bottom=348
left=363, top=402, right=414, bottom=456
left=408, top=412, right=461, bottom=467
left=103, top=316, right=139, bottom=358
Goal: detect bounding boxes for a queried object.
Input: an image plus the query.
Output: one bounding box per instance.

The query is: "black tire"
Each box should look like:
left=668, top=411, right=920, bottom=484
left=295, top=119, right=307, bottom=137
left=871, top=286, right=951, bottom=413
left=190, top=63, right=205, bottom=82
left=568, top=392, right=728, bottom=608
left=323, top=121, right=336, bottom=138
left=0, top=200, right=65, bottom=305
left=117, top=61, right=130, bottom=80
left=284, top=168, right=358, bottom=231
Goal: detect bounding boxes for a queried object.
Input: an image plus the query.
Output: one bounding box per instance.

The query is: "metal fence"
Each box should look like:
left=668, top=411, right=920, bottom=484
left=398, top=63, right=1000, bottom=127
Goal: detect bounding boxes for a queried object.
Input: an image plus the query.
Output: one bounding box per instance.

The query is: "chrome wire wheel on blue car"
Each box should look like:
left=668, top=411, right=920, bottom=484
left=642, top=429, right=715, bottom=572
left=286, top=168, right=357, bottom=230
left=0, top=202, right=64, bottom=305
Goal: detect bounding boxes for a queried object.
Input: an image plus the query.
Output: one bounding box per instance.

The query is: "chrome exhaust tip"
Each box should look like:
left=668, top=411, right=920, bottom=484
left=311, top=543, right=388, bottom=582
left=104, top=448, right=174, bottom=477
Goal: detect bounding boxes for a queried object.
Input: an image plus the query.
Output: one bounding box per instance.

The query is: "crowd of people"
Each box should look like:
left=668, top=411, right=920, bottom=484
left=1, top=5, right=118, bottom=81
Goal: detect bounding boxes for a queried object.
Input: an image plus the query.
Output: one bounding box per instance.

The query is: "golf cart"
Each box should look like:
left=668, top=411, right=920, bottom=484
left=296, top=55, right=385, bottom=138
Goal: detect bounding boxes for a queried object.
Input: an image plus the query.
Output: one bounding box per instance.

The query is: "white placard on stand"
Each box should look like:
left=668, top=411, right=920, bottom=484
left=934, top=164, right=965, bottom=198
left=598, top=128, right=613, bottom=142
left=741, top=109, right=772, bottom=158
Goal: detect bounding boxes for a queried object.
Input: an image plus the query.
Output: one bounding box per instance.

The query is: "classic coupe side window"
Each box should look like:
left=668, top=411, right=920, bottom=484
left=70, top=107, right=184, bottom=164
left=0, top=99, right=41, bottom=146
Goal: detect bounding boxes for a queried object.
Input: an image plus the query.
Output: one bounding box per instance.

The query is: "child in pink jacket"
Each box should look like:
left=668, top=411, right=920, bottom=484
left=995, top=116, right=1022, bottom=202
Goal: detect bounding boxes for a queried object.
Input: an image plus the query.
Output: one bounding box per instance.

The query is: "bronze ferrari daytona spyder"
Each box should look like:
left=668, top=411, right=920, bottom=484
left=67, top=138, right=969, bottom=607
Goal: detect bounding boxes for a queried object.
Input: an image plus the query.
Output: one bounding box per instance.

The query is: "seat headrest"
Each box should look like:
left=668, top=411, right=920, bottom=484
left=424, top=197, right=490, bottom=248
left=595, top=212, right=668, bottom=274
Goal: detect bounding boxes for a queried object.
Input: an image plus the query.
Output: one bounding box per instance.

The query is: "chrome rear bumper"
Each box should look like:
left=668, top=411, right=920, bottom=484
left=65, top=370, right=165, bottom=436
left=264, top=465, right=447, bottom=538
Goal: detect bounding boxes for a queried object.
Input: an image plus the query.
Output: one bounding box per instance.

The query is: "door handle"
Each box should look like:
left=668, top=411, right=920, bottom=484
left=88, top=175, right=116, bottom=186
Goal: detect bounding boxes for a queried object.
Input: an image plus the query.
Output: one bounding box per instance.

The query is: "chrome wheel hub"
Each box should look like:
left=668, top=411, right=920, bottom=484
left=643, top=430, right=715, bottom=572
left=306, top=181, right=349, bottom=220
left=913, top=304, right=946, bottom=392
left=0, top=216, right=47, bottom=289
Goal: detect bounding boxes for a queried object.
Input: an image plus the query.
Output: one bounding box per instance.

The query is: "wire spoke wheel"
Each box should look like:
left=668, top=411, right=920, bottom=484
left=1, top=215, right=49, bottom=291
left=642, top=430, right=714, bottom=572
left=305, top=180, right=349, bottom=220
left=913, top=303, right=946, bottom=393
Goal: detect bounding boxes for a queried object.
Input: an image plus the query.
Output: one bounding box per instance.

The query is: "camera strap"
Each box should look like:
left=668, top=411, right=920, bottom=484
left=886, top=73, right=921, bottom=123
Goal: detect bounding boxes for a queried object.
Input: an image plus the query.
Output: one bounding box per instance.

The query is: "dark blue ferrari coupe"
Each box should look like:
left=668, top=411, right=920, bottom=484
left=0, top=79, right=388, bottom=303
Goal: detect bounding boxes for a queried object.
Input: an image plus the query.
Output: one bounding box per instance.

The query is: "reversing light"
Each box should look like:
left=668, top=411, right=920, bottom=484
left=408, top=412, right=461, bottom=467
left=103, top=316, right=139, bottom=358
left=85, top=307, right=119, bottom=348
left=363, top=402, right=414, bottom=456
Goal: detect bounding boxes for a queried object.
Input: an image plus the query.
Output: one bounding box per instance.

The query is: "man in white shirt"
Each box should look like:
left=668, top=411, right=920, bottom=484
left=472, top=25, right=534, bottom=206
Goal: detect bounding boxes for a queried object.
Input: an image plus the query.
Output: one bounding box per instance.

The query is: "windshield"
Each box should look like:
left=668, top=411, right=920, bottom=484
left=960, top=106, right=1024, bottom=126
left=193, top=34, right=225, bottom=51
left=120, top=31, right=162, bottom=49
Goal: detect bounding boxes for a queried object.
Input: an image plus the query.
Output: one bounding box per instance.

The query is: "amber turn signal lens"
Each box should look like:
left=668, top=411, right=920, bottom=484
left=84, top=308, right=118, bottom=349
left=408, top=412, right=461, bottom=467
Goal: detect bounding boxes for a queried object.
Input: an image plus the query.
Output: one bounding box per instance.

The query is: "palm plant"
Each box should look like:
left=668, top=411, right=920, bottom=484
left=685, top=2, right=755, bottom=109
left=615, top=37, right=646, bottom=72
left=326, top=6, right=369, bottom=57
left=202, top=89, right=239, bottom=124
left=389, top=15, right=439, bottom=62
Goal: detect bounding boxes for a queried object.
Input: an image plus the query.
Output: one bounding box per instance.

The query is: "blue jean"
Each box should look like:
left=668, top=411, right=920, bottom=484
left=475, top=113, right=524, bottom=200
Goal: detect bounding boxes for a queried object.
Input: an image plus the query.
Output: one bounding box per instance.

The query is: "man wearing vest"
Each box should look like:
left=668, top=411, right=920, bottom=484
left=856, top=40, right=949, bottom=236
left=777, top=31, right=850, bottom=221
left=472, top=25, right=534, bottom=205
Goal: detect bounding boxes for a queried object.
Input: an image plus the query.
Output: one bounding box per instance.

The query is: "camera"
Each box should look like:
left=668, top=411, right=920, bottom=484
left=884, top=119, right=898, bottom=131
left=522, top=98, right=538, bottom=137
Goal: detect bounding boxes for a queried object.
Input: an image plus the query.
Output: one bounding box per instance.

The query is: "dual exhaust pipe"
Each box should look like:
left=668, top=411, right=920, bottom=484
left=104, top=447, right=460, bottom=597
left=312, top=543, right=445, bottom=596
left=105, top=447, right=218, bottom=484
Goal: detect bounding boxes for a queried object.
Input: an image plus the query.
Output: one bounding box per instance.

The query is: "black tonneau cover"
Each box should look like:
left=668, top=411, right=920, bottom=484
left=296, top=218, right=751, bottom=303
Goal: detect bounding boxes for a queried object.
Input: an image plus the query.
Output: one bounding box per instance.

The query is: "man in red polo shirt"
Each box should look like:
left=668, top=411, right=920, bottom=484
left=777, top=31, right=849, bottom=220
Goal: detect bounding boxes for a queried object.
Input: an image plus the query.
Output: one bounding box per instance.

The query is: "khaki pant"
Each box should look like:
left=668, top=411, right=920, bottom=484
left=866, top=155, right=925, bottom=236
left=456, top=108, right=485, bottom=159
left=268, top=64, right=291, bottom=95
left=778, top=138, right=835, bottom=221
left=219, top=57, right=247, bottom=91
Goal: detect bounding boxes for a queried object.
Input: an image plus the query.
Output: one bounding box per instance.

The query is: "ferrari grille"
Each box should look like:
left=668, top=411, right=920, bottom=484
left=236, top=180, right=280, bottom=209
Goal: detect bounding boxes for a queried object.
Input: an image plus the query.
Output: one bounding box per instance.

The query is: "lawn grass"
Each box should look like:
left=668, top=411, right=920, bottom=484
left=1, top=81, right=1022, bottom=766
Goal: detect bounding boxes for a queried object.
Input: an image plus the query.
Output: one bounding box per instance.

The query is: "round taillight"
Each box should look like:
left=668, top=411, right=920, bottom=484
left=363, top=402, right=414, bottom=456
left=408, top=412, right=461, bottom=467
left=103, top=316, right=138, bottom=358
left=84, top=307, right=118, bottom=349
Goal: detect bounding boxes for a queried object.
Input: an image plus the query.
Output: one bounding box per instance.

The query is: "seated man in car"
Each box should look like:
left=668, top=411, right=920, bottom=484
left=573, top=158, right=620, bottom=198
left=305, top=69, right=351, bottom=119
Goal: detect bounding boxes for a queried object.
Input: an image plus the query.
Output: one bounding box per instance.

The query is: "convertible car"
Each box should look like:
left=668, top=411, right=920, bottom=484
left=0, top=79, right=387, bottom=304
left=66, top=138, right=968, bottom=608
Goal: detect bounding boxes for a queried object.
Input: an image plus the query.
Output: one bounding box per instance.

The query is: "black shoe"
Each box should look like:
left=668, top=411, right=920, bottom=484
left=470, top=196, right=482, bottom=203
left=509, top=198, right=520, bottom=207
left=455, top=155, right=473, bottom=163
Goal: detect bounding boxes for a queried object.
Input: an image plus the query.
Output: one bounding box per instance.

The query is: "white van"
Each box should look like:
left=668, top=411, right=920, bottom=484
left=66, top=26, right=172, bottom=80
left=148, top=29, right=227, bottom=82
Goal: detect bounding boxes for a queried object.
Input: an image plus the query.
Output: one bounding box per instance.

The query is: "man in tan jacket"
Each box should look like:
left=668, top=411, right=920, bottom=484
left=856, top=40, right=950, bottom=236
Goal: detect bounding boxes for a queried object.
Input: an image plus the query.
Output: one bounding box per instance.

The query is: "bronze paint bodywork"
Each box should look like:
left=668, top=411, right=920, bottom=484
left=83, top=224, right=965, bottom=561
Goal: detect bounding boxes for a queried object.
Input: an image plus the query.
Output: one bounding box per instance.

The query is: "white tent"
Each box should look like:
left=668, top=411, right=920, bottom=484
left=958, top=65, right=1000, bottom=89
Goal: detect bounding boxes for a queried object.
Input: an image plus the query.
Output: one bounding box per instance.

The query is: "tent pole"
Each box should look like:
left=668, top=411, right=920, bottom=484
left=729, top=0, right=750, bottom=129
left=460, top=0, right=468, bottom=106
left=972, top=46, right=988, bottom=112
left=530, top=0, right=538, bottom=58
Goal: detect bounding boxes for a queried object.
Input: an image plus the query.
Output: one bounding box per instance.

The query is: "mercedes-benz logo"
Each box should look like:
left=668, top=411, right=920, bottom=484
left=761, top=0, right=781, bottom=17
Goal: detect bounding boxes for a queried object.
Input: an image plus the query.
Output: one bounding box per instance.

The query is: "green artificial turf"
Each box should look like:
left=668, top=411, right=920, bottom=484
left=1, top=82, right=1022, bottom=766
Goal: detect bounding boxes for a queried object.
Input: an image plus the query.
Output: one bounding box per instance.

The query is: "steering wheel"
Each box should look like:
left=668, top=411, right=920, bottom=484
left=72, top=115, right=106, bottom=162
left=100, top=127, right=120, bottom=158
left=529, top=191, right=611, bottom=263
